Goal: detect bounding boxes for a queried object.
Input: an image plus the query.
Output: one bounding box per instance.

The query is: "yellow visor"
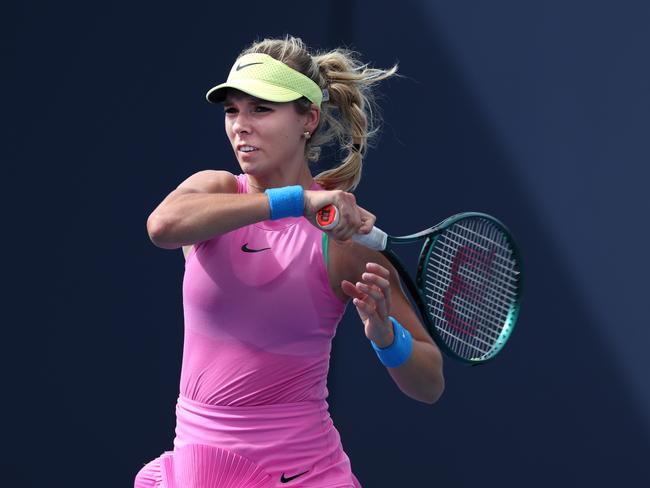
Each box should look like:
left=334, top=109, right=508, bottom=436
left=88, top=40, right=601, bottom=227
left=206, top=53, right=324, bottom=107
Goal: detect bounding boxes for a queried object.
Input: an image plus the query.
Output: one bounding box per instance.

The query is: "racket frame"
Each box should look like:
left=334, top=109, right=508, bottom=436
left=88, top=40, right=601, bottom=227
left=385, top=212, right=523, bottom=365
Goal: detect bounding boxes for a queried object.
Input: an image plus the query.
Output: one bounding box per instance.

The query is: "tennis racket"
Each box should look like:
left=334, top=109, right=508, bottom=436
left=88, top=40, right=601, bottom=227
left=316, top=205, right=523, bottom=365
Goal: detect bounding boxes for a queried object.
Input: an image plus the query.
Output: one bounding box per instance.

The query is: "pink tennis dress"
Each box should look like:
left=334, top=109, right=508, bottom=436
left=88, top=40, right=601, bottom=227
left=134, top=173, right=362, bottom=488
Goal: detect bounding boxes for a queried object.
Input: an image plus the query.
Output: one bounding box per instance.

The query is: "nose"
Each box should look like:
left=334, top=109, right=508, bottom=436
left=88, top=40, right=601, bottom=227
left=231, top=112, right=251, bottom=135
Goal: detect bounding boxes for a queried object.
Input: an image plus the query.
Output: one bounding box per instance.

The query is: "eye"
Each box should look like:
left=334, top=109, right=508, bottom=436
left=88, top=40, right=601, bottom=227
left=224, top=107, right=237, bottom=114
left=254, top=105, right=271, bottom=113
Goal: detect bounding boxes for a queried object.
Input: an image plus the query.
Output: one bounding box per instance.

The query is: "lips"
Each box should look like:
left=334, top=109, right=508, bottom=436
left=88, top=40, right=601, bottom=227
left=237, top=144, right=259, bottom=153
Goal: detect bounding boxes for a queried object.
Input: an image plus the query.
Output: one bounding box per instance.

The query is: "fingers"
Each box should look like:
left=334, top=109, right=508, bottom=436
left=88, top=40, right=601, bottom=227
left=365, top=262, right=390, bottom=280
left=331, top=206, right=375, bottom=241
left=355, top=282, right=387, bottom=316
left=330, top=192, right=360, bottom=241
left=340, top=262, right=392, bottom=318
left=357, top=208, right=376, bottom=235
left=340, top=264, right=390, bottom=298
left=352, top=294, right=376, bottom=318
left=341, top=279, right=364, bottom=300
left=339, top=204, right=375, bottom=238
left=306, top=189, right=375, bottom=241
left=341, top=280, right=373, bottom=321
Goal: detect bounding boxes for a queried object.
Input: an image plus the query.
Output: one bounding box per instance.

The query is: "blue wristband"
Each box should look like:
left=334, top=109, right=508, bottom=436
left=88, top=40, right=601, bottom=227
left=265, top=186, right=304, bottom=220
left=371, top=316, right=413, bottom=368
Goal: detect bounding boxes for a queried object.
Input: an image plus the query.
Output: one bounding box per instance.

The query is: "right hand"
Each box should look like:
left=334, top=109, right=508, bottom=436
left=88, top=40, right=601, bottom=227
left=303, top=189, right=376, bottom=242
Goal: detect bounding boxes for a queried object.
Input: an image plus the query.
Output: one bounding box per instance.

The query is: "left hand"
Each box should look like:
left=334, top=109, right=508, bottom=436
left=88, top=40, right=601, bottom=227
left=341, top=262, right=394, bottom=347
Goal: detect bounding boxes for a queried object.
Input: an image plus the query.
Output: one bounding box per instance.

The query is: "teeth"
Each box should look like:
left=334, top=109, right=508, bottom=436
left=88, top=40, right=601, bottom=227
left=240, top=146, right=257, bottom=152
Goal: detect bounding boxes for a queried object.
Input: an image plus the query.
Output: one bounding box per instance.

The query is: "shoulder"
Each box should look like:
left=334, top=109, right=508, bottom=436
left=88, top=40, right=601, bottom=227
left=328, top=237, right=388, bottom=285
left=329, top=236, right=409, bottom=300
left=177, top=170, right=238, bottom=260
left=175, top=169, right=238, bottom=194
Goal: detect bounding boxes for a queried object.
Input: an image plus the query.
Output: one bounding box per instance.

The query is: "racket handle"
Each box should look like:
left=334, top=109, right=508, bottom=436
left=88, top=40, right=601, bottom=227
left=316, top=204, right=388, bottom=251
left=352, top=227, right=388, bottom=251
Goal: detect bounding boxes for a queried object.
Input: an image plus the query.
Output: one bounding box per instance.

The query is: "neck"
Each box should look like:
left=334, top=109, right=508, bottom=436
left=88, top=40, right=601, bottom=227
left=245, top=162, right=314, bottom=193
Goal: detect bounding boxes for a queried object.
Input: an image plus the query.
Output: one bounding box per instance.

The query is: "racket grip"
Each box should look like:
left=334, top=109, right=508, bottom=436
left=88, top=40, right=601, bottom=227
left=352, top=227, right=388, bottom=251
left=316, top=204, right=388, bottom=251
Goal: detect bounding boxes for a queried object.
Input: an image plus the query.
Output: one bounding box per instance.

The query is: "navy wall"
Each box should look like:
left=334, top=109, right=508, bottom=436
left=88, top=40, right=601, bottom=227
left=5, top=0, right=649, bottom=486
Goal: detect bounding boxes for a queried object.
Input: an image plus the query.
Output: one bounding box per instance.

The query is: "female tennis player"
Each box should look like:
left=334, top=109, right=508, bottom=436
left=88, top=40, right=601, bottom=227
left=135, top=35, right=445, bottom=488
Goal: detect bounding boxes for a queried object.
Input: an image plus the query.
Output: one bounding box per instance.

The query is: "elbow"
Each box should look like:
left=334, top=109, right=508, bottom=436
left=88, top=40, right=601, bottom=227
left=407, top=376, right=444, bottom=405
left=424, top=350, right=445, bottom=405
left=416, top=373, right=444, bottom=405
left=147, top=215, right=179, bottom=250
left=427, top=374, right=445, bottom=405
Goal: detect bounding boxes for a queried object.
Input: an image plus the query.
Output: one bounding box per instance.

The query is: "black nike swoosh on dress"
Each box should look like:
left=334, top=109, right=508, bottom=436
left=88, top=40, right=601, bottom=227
left=280, top=470, right=309, bottom=483
left=241, top=243, right=271, bottom=253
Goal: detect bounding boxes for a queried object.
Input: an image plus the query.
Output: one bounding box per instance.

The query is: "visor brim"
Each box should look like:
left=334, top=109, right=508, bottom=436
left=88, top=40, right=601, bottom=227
left=206, top=79, right=304, bottom=104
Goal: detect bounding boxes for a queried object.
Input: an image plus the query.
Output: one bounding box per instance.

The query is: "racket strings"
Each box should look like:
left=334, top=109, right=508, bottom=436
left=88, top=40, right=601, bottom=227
left=429, top=240, right=514, bottom=327
left=444, top=219, right=516, bottom=352
left=425, top=284, right=500, bottom=353
left=439, top=230, right=519, bottom=288
left=425, top=259, right=509, bottom=328
left=435, top=323, right=494, bottom=352
left=430, top=245, right=517, bottom=305
left=425, top=280, right=503, bottom=340
left=440, top=220, right=516, bottom=357
left=431, top=230, right=519, bottom=306
left=423, top=217, right=519, bottom=360
left=425, top=279, right=509, bottom=354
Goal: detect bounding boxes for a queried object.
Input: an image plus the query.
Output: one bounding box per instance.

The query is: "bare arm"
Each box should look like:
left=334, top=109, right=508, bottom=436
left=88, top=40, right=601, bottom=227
left=146, top=170, right=270, bottom=249
left=340, top=246, right=445, bottom=404
left=382, top=264, right=445, bottom=405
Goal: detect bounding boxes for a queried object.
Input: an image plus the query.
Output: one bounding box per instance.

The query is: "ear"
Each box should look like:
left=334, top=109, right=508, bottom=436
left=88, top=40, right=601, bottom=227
left=304, top=104, right=320, bottom=134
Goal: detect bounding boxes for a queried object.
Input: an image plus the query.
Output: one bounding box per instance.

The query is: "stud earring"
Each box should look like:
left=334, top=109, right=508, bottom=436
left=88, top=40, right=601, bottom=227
left=303, top=131, right=311, bottom=140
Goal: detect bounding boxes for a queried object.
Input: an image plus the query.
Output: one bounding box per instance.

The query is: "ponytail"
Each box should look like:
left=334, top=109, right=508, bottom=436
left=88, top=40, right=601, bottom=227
left=240, top=35, right=398, bottom=191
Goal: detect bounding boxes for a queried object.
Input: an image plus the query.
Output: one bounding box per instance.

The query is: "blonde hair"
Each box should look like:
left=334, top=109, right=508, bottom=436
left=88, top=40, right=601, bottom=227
left=239, top=35, right=398, bottom=192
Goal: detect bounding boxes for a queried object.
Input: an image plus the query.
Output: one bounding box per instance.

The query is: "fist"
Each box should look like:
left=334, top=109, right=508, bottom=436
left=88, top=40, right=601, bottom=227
left=304, top=189, right=375, bottom=242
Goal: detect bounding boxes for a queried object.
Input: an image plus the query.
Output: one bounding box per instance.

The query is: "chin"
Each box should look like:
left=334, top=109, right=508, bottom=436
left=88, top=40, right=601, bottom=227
left=238, top=162, right=257, bottom=174
left=239, top=159, right=276, bottom=176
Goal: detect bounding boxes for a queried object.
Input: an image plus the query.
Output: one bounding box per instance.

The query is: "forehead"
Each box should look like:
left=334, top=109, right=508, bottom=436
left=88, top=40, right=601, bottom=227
left=223, top=89, right=272, bottom=105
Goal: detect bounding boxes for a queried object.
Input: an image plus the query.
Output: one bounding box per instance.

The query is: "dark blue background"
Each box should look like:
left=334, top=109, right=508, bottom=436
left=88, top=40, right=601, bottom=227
left=5, top=0, right=649, bottom=486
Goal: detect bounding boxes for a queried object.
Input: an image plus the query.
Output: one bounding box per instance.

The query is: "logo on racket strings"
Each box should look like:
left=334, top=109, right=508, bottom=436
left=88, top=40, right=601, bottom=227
left=443, top=246, right=496, bottom=336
